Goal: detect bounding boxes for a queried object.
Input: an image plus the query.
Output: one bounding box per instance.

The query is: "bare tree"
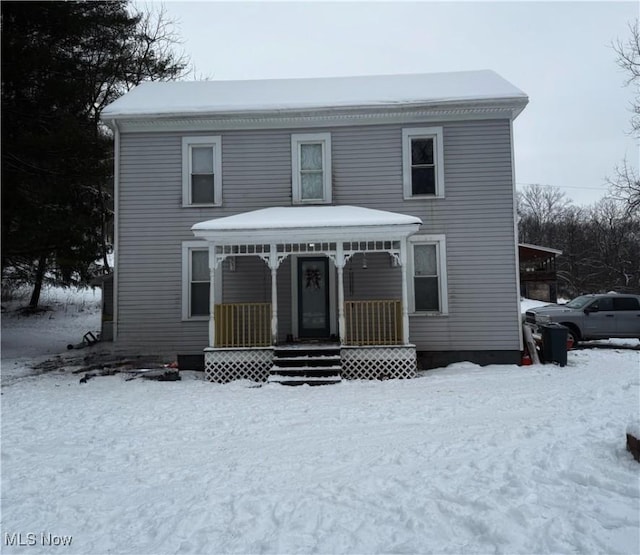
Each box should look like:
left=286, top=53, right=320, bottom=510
left=613, top=19, right=640, bottom=136
left=517, top=184, right=639, bottom=295
left=609, top=20, right=640, bottom=217
left=607, top=158, right=640, bottom=216
left=517, top=184, right=571, bottom=246
left=518, top=184, right=570, bottom=223
left=1, top=1, right=191, bottom=308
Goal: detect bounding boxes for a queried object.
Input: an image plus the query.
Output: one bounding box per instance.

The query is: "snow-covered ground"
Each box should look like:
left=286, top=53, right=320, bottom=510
left=1, top=289, right=639, bottom=554
left=1, top=285, right=101, bottom=359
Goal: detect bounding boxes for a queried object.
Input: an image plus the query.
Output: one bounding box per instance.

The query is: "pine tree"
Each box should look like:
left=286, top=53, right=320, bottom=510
left=1, top=1, right=188, bottom=307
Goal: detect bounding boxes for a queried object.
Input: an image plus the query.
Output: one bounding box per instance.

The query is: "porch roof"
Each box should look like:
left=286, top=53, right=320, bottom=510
left=192, top=206, right=422, bottom=244
left=519, top=243, right=563, bottom=261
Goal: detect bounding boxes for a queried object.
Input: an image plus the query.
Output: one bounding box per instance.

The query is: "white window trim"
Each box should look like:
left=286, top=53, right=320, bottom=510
left=181, top=241, right=221, bottom=321
left=402, top=127, right=445, bottom=199
left=408, top=234, right=448, bottom=315
left=291, top=132, right=332, bottom=204
left=182, top=136, right=222, bottom=207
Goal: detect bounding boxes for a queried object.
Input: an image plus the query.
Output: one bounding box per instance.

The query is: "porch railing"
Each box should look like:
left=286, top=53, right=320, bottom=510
left=344, top=300, right=402, bottom=346
left=214, top=303, right=271, bottom=348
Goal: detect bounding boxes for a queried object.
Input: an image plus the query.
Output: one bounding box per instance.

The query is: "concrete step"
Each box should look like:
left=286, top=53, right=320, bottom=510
left=274, top=345, right=341, bottom=359
left=271, top=343, right=342, bottom=385
left=267, top=374, right=342, bottom=386
left=273, top=356, right=341, bottom=368
left=270, top=366, right=342, bottom=377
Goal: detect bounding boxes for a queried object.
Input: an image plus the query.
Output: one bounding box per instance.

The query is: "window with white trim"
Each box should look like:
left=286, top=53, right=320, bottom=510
left=182, top=242, right=210, bottom=320
left=402, top=127, right=445, bottom=199
left=182, top=136, right=222, bottom=206
left=409, top=235, right=448, bottom=314
left=291, top=132, right=332, bottom=204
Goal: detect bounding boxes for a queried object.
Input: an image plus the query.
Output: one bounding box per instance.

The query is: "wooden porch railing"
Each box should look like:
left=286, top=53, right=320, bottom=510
left=345, top=300, right=402, bottom=346
left=214, top=303, right=271, bottom=347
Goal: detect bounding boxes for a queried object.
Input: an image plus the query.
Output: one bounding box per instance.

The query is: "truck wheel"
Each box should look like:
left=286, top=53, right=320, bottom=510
left=561, top=324, right=580, bottom=349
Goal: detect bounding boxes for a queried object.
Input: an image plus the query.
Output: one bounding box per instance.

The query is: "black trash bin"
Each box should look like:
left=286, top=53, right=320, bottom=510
left=540, top=323, right=568, bottom=367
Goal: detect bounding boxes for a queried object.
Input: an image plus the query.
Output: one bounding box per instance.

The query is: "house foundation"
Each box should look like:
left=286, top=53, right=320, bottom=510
left=341, top=345, right=416, bottom=380
left=203, top=344, right=417, bottom=383
left=204, top=347, right=273, bottom=383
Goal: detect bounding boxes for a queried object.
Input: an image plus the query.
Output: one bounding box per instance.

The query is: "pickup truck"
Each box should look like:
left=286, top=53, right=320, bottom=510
left=524, top=293, right=640, bottom=344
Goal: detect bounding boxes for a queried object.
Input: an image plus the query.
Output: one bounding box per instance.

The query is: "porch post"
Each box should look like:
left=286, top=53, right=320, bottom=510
left=268, top=246, right=278, bottom=345
left=335, top=243, right=346, bottom=343
left=400, top=238, right=410, bottom=345
left=208, top=243, right=216, bottom=347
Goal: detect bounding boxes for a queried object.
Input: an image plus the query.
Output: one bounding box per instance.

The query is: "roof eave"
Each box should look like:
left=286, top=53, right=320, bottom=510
left=192, top=222, right=421, bottom=245
left=101, top=96, right=529, bottom=125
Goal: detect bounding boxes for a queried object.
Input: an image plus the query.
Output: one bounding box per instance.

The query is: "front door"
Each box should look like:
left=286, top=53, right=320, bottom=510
left=298, top=257, right=330, bottom=339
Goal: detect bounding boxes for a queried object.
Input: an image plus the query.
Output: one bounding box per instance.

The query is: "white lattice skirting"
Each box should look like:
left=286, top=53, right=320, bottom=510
left=341, top=345, right=417, bottom=380
left=204, top=345, right=416, bottom=383
left=204, top=348, right=273, bottom=383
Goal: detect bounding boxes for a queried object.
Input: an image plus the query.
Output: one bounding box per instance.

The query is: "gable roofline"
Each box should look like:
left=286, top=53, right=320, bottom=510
left=102, top=70, right=528, bottom=131
left=106, top=98, right=528, bottom=133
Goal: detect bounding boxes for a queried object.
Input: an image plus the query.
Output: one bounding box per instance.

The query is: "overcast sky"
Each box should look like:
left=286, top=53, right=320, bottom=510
left=159, top=0, right=639, bottom=206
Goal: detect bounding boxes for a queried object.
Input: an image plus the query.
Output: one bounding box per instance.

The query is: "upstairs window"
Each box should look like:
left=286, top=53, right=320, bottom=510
left=182, top=136, right=222, bottom=206
left=402, top=127, right=445, bottom=199
left=291, top=132, right=332, bottom=204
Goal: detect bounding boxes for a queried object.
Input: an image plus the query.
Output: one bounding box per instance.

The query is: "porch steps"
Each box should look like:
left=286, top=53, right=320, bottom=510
left=269, top=345, right=342, bottom=386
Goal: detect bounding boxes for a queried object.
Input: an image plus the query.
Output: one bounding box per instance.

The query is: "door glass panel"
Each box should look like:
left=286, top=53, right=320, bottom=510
left=613, top=297, right=640, bottom=310
left=300, top=260, right=327, bottom=331
left=592, top=297, right=613, bottom=311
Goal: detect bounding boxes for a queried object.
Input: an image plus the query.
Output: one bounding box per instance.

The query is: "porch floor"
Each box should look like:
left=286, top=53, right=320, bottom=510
left=274, top=341, right=341, bottom=349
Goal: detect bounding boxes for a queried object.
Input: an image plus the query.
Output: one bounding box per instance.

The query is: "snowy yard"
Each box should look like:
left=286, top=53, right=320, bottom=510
left=1, top=290, right=639, bottom=554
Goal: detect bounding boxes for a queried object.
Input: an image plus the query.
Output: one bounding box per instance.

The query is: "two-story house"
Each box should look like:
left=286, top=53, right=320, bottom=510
left=102, top=70, right=529, bottom=383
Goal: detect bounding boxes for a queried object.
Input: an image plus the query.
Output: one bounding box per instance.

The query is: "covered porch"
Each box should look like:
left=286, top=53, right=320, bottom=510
left=519, top=243, right=562, bottom=303
left=191, top=206, right=422, bottom=383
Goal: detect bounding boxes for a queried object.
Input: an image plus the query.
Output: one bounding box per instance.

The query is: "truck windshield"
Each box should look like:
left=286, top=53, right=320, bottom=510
left=565, top=296, right=592, bottom=309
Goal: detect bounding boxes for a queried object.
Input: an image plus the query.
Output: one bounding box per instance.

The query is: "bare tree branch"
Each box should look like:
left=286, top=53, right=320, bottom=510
left=613, top=19, right=640, bottom=136
left=607, top=158, right=640, bottom=216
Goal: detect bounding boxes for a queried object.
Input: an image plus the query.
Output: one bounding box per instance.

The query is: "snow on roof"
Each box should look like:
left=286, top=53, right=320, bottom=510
left=103, top=70, right=527, bottom=118
left=192, top=206, right=422, bottom=232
